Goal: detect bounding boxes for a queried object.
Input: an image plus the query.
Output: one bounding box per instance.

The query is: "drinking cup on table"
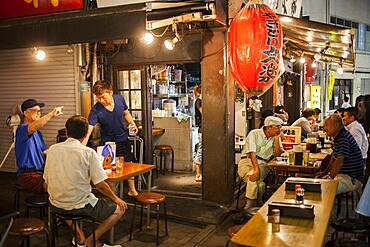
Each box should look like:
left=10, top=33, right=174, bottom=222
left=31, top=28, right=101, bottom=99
left=116, top=157, right=123, bottom=173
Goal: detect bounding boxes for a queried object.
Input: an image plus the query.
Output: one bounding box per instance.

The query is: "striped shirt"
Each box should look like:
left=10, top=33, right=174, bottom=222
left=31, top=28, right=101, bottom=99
left=333, top=128, right=364, bottom=181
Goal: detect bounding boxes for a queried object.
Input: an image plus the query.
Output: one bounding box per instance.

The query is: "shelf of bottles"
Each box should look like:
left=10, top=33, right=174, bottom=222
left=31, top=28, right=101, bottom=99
left=153, top=66, right=187, bottom=98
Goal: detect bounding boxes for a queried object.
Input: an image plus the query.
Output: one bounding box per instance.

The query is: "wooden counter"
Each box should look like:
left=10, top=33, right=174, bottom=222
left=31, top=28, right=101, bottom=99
left=231, top=177, right=338, bottom=247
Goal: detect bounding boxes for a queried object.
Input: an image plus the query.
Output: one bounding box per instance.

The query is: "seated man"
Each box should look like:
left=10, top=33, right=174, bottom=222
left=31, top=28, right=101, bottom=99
left=238, top=116, right=284, bottom=210
left=292, top=108, right=316, bottom=138
left=44, top=115, right=127, bottom=247
left=342, top=107, right=368, bottom=162
left=321, top=114, right=364, bottom=194
left=15, top=99, right=63, bottom=193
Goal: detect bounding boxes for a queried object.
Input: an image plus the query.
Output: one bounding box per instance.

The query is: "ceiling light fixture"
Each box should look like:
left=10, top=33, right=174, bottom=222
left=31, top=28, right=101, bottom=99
left=314, top=53, right=321, bottom=60
left=164, top=37, right=179, bottom=50
left=143, top=32, right=154, bottom=45
left=312, top=61, right=317, bottom=68
left=66, top=45, right=74, bottom=54
left=290, top=56, right=296, bottom=63
left=33, top=47, right=46, bottom=61
left=299, top=56, right=306, bottom=64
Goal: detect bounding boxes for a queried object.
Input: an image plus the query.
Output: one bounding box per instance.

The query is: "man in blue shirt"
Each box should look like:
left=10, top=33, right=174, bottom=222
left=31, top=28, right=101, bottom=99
left=321, top=114, right=364, bottom=194
left=83, top=80, right=139, bottom=197
left=15, top=99, right=63, bottom=193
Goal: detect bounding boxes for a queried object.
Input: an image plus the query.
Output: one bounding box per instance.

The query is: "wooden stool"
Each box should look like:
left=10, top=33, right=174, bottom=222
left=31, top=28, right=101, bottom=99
left=129, top=192, right=168, bottom=245
left=154, top=145, right=174, bottom=177
left=226, top=224, right=243, bottom=246
left=14, top=184, right=26, bottom=211
left=25, top=194, right=49, bottom=219
left=50, top=212, right=95, bottom=247
left=9, top=217, right=50, bottom=247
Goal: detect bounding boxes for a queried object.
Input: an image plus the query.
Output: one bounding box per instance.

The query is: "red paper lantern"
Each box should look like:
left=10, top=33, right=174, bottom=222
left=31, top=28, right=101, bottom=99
left=228, top=1, right=284, bottom=96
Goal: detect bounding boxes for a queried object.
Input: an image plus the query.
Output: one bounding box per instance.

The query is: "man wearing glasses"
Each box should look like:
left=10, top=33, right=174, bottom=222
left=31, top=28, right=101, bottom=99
left=15, top=99, right=63, bottom=193
left=238, top=116, right=284, bottom=211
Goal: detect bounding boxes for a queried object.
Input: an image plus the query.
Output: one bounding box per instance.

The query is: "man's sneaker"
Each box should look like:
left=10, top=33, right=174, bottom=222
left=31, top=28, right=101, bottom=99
left=72, top=237, right=85, bottom=247
left=102, top=244, right=122, bottom=247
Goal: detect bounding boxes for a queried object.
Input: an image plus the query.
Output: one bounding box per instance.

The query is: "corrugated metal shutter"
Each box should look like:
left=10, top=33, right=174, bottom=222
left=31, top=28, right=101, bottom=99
left=0, top=45, right=78, bottom=172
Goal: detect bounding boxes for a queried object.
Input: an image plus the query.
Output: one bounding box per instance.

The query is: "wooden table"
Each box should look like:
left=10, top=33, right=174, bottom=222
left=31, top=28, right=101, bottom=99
left=106, top=162, right=155, bottom=243
left=231, top=177, right=338, bottom=247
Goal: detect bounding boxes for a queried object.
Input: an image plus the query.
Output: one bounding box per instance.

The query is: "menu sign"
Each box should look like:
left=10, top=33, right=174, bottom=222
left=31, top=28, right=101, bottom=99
left=0, top=0, right=84, bottom=20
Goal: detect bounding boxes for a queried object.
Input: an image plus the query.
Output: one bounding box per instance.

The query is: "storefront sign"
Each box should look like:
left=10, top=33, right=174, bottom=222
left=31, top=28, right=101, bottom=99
left=0, top=0, right=84, bottom=20
left=228, top=1, right=284, bottom=96
left=263, top=0, right=302, bottom=17
left=310, top=85, right=321, bottom=109
left=328, top=71, right=335, bottom=100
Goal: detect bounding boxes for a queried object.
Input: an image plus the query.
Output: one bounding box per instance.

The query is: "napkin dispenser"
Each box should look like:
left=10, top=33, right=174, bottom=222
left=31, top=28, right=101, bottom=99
left=268, top=202, right=315, bottom=219
left=285, top=179, right=322, bottom=193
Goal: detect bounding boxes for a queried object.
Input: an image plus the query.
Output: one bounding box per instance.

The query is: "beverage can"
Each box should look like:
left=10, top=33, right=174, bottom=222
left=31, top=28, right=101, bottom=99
left=129, top=124, right=136, bottom=136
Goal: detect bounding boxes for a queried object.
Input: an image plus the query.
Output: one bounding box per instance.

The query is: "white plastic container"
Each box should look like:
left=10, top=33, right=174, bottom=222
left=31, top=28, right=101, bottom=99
left=163, top=99, right=176, bottom=117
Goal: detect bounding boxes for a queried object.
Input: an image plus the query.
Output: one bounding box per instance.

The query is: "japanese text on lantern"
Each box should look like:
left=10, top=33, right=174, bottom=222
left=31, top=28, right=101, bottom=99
left=258, top=12, right=280, bottom=84
left=24, top=0, right=59, bottom=8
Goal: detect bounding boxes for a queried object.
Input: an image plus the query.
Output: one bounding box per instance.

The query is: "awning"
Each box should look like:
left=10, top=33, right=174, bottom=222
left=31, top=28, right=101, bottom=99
left=280, top=15, right=355, bottom=69
left=0, top=4, right=146, bottom=50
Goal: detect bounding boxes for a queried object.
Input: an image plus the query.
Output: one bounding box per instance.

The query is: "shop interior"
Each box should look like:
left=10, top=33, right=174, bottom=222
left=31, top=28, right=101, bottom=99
left=113, top=63, right=202, bottom=198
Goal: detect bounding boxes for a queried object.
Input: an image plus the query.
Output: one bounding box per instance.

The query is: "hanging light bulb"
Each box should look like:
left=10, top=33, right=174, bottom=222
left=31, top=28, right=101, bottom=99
left=143, top=32, right=154, bottom=45
left=314, top=53, right=321, bottom=60
left=337, top=66, right=343, bottom=75
left=299, top=56, right=306, bottom=64
left=290, top=56, right=296, bottom=63
left=312, top=61, right=317, bottom=68
left=164, top=37, right=179, bottom=50
left=33, top=47, right=46, bottom=61
left=66, top=45, right=74, bottom=54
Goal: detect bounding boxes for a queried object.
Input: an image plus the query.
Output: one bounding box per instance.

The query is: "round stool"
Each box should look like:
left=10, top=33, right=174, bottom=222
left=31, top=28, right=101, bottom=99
left=50, top=212, right=96, bottom=247
left=129, top=192, right=168, bottom=246
left=25, top=194, right=49, bottom=219
left=14, top=184, right=26, bottom=211
left=9, top=217, right=50, bottom=247
left=154, top=145, right=174, bottom=177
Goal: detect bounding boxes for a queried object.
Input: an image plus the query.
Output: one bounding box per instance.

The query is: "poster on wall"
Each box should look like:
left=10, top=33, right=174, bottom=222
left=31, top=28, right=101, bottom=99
left=310, top=85, right=321, bottom=109
left=263, top=0, right=302, bottom=18
left=0, top=0, right=84, bottom=20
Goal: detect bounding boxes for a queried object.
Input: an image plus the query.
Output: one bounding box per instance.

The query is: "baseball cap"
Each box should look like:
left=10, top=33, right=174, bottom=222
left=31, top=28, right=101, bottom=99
left=264, top=116, right=283, bottom=127
left=21, top=99, right=45, bottom=113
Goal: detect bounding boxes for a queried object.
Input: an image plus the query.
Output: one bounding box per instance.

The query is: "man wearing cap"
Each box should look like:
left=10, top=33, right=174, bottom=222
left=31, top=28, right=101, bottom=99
left=15, top=99, right=63, bottom=193
left=238, top=116, right=284, bottom=210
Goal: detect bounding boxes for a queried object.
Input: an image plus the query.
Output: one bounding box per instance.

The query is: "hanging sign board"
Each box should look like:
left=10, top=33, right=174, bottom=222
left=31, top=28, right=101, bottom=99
left=263, top=0, right=302, bottom=17
left=311, top=85, right=321, bottom=109
left=0, top=0, right=84, bottom=20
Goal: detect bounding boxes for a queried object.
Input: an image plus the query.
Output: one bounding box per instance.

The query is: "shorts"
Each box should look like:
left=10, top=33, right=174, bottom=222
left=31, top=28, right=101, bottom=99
left=16, top=171, right=44, bottom=194
left=50, top=198, right=118, bottom=222
left=115, top=140, right=133, bottom=161
left=194, top=133, right=202, bottom=165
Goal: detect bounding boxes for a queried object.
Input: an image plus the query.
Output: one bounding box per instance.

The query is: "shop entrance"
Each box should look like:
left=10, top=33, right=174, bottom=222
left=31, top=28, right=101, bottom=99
left=112, top=63, right=202, bottom=199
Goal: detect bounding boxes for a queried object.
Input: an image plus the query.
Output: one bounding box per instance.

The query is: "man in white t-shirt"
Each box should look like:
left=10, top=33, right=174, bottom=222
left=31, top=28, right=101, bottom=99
left=238, top=116, right=284, bottom=210
left=44, top=115, right=127, bottom=247
left=343, top=107, right=368, bottom=160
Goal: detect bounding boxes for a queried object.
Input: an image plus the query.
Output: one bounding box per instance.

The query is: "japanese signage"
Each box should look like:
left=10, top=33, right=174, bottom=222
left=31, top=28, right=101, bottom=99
left=0, top=0, right=84, bottom=20
left=228, top=1, right=284, bottom=96
left=310, top=85, right=321, bottom=109
left=263, top=0, right=302, bottom=18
